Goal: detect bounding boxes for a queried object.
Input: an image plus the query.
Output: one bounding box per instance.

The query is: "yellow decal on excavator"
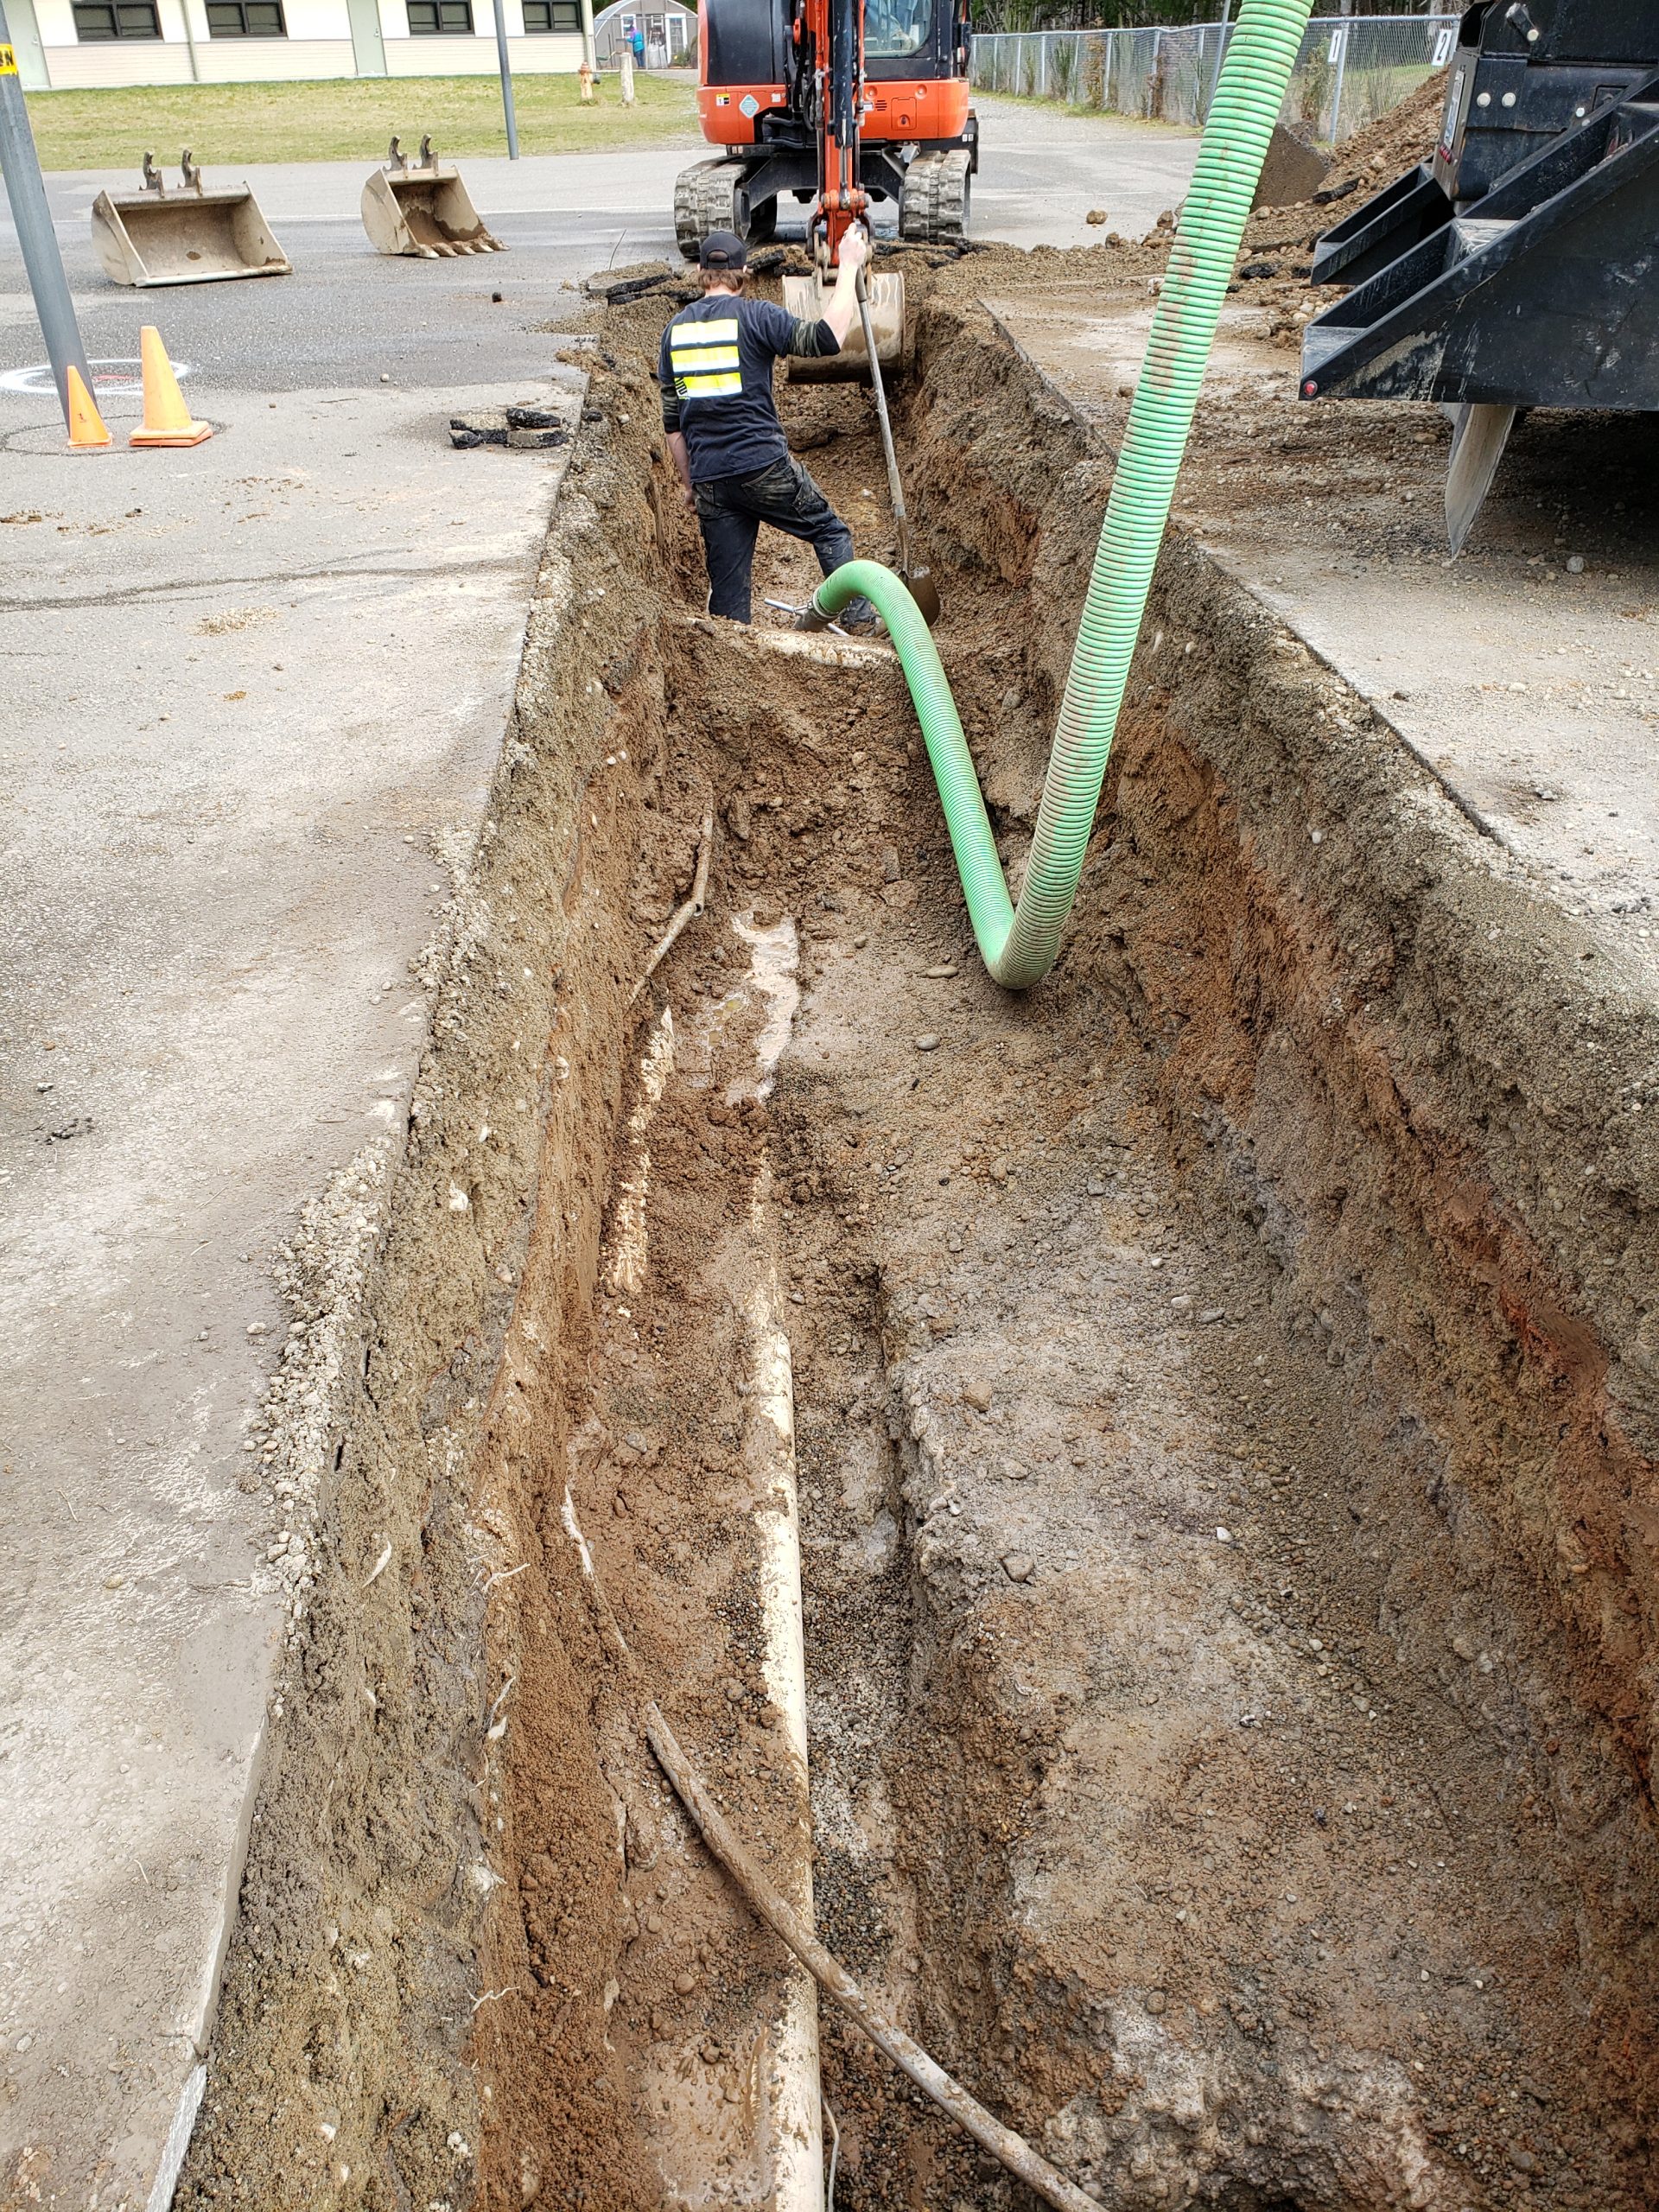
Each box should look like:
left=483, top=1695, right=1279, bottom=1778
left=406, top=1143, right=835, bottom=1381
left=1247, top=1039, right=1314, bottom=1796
left=0, top=44, right=18, bottom=72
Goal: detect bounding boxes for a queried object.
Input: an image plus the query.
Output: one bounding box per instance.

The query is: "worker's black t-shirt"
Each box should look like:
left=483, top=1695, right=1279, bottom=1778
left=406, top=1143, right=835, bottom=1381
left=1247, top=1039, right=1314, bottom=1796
left=659, top=293, right=840, bottom=483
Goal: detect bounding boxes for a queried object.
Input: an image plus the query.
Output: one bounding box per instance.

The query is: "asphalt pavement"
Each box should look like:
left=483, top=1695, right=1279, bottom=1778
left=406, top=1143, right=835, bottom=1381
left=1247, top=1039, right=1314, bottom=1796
left=0, top=100, right=1198, bottom=394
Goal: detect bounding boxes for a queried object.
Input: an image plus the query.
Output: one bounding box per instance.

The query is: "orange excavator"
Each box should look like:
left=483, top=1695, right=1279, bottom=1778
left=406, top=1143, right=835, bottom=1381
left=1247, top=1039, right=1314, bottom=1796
left=674, top=0, right=976, bottom=262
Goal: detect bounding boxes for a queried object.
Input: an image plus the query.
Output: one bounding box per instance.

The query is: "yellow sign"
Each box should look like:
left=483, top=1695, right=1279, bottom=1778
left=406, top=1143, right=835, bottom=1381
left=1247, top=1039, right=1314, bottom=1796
left=0, top=44, right=17, bottom=73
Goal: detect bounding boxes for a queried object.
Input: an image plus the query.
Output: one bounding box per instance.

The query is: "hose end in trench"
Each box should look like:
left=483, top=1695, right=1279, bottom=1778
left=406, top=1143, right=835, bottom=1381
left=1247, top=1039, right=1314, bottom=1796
left=799, top=0, right=1315, bottom=993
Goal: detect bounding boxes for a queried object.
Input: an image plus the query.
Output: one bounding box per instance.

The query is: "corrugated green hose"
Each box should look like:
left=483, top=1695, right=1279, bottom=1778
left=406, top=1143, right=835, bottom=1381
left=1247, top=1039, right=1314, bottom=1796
left=808, top=0, right=1315, bottom=988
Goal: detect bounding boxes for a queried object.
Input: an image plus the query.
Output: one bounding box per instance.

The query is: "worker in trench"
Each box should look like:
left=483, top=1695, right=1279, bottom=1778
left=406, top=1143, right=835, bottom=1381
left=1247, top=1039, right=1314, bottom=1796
left=660, top=226, right=875, bottom=632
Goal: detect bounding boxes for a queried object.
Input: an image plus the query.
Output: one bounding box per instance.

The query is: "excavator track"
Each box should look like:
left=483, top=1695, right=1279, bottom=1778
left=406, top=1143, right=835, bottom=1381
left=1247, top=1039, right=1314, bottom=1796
left=674, top=157, right=742, bottom=259
left=899, top=146, right=972, bottom=245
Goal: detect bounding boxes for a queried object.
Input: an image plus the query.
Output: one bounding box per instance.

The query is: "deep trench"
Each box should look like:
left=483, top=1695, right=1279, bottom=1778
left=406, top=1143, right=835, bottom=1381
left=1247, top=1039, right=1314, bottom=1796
left=181, top=282, right=1659, bottom=2212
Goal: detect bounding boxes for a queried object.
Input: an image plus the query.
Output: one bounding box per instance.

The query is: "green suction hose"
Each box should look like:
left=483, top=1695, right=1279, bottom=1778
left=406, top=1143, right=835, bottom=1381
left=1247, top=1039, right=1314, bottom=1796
left=807, top=0, right=1314, bottom=988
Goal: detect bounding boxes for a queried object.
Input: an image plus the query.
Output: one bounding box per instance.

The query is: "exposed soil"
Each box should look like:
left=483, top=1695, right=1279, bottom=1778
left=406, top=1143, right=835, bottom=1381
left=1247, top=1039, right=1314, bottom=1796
left=913, top=66, right=1447, bottom=349
left=180, top=257, right=1659, bottom=2212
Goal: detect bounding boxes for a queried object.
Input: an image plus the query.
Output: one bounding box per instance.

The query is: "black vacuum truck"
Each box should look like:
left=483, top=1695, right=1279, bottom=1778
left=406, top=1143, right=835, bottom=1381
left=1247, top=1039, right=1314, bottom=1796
left=1300, top=0, right=1659, bottom=550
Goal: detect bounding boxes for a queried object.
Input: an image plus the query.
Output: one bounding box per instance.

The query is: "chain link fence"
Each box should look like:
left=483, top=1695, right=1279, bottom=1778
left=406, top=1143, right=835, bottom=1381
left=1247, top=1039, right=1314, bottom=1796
left=970, top=13, right=1458, bottom=143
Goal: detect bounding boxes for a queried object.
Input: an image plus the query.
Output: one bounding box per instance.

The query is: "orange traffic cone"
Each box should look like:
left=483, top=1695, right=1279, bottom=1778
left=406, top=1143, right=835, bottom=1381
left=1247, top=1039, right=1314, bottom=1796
left=66, top=365, right=111, bottom=450
left=130, top=326, right=212, bottom=448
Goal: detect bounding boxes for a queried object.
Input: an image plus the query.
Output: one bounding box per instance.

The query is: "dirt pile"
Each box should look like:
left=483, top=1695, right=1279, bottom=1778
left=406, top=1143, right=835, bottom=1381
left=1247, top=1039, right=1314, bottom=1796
left=919, top=69, right=1451, bottom=348
left=1234, top=69, right=1449, bottom=333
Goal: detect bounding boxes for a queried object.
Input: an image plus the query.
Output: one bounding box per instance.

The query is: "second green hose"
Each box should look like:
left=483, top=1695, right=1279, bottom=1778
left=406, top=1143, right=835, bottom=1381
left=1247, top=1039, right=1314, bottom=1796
left=809, top=0, right=1315, bottom=988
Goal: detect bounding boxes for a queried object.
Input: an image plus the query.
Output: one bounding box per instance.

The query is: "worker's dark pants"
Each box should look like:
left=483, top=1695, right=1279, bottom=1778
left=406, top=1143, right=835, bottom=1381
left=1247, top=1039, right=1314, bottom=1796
left=693, top=457, right=867, bottom=624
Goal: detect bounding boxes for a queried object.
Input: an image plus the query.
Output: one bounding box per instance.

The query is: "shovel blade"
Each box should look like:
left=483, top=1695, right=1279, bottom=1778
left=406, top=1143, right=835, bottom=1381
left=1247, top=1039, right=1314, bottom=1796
left=1445, top=401, right=1517, bottom=556
left=903, top=565, right=943, bottom=627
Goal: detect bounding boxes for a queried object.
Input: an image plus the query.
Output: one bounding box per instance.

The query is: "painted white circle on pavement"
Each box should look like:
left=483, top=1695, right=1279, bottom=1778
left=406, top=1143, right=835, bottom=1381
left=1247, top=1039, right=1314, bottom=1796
left=0, top=355, right=194, bottom=397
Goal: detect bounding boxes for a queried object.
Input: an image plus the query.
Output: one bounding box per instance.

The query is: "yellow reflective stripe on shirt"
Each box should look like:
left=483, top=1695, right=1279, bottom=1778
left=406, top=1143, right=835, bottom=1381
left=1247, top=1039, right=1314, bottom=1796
left=671, top=316, right=739, bottom=346
left=671, top=344, right=740, bottom=373
left=679, top=370, right=743, bottom=397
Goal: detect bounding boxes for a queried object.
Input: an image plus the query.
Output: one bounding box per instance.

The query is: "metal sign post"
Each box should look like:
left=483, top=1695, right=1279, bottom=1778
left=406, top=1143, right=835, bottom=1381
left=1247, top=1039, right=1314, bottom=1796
left=490, top=0, right=520, bottom=159
left=0, top=0, right=96, bottom=428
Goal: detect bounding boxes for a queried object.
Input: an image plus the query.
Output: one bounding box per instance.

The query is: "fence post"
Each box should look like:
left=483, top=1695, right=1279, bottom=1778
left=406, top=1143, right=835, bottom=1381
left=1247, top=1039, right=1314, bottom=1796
left=1328, top=0, right=1352, bottom=143
left=1207, top=0, right=1231, bottom=119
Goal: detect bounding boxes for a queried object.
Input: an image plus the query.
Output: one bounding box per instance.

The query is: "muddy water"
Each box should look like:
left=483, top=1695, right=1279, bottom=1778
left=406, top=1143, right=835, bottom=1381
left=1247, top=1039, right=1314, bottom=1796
left=181, top=294, right=1659, bottom=2212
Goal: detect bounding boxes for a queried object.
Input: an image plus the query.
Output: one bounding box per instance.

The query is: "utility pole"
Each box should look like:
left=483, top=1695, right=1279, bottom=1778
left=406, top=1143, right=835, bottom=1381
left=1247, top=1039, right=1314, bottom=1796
left=489, top=0, right=519, bottom=157
left=578, top=0, right=594, bottom=76
left=0, top=0, right=97, bottom=429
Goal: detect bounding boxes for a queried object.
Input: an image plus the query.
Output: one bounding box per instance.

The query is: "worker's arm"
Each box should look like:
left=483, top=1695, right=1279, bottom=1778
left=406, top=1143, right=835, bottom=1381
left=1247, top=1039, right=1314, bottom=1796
left=667, top=429, right=695, bottom=509
left=818, top=225, right=868, bottom=348
left=783, top=225, right=870, bottom=357
left=658, top=322, right=696, bottom=508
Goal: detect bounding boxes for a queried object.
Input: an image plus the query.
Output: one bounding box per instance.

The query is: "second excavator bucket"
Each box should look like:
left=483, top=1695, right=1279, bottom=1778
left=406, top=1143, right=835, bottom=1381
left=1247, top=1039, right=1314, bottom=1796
left=91, top=153, right=291, bottom=288
left=362, top=137, right=506, bottom=259
left=781, top=269, right=906, bottom=384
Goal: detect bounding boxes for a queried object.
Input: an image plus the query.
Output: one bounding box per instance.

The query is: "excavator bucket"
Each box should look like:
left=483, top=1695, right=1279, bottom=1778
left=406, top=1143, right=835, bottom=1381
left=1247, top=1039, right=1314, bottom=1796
left=91, top=153, right=290, bottom=288
left=361, top=137, right=506, bottom=259
left=781, top=269, right=906, bottom=384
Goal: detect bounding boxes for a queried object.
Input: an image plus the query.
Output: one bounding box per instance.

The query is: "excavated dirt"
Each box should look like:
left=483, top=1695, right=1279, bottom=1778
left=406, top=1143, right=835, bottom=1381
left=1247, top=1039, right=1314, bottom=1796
left=180, top=263, right=1659, bottom=2212
left=915, top=67, right=1448, bottom=348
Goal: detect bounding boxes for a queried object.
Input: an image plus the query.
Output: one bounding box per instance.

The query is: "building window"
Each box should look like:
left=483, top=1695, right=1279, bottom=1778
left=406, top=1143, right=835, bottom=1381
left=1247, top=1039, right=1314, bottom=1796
left=206, top=0, right=287, bottom=31
left=523, top=0, right=580, bottom=27
left=406, top=0, right=474, bottom=29
left=73, top=0, right=162, bottom=35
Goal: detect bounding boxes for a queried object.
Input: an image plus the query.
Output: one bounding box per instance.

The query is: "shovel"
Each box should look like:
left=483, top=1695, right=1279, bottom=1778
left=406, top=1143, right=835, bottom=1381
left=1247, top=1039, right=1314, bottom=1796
left=855, top=263, right=941, bottom=628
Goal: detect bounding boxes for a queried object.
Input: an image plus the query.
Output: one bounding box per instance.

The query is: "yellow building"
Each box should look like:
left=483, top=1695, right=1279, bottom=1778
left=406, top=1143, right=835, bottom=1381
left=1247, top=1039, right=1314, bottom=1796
left=7, top=0, right=588, bottom=89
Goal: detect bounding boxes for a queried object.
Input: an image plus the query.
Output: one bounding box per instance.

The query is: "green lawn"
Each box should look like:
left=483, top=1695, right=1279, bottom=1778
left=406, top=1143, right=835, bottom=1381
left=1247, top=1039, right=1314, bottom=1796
left=24, top=69, right=700, bottom=168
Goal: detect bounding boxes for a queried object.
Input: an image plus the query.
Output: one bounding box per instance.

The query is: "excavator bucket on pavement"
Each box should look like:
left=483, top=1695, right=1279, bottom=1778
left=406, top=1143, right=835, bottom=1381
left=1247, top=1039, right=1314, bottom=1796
left=362, top=137, right=506, bottom=259
left=781, top=267, right=906, bottom=384
left=91, top=153, right=290, bottom=288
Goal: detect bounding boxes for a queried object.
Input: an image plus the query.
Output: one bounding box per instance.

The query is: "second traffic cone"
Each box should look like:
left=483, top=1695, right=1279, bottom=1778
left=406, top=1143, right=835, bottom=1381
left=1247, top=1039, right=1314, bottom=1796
left=130, top=326, right=212, bottom=449
left=66, top=365, right=111, bottom=450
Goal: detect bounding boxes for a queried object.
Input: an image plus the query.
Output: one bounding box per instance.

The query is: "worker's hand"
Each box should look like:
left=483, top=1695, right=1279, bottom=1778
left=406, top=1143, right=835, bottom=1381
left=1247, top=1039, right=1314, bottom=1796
left=678, top=481, right=696, bottom=512
left=839, top=224, right=869, bottom=273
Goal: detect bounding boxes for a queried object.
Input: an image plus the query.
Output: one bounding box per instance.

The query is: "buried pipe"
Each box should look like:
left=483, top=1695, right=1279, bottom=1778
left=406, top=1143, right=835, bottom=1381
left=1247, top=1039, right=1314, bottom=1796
left=803, top=0, right=1315, bottom=988
left=559, top=1494, right=1106, bottom=2212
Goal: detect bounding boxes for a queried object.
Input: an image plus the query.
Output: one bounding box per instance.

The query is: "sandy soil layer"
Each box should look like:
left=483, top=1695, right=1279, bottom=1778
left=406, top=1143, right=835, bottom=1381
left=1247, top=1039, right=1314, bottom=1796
left=179, top=268, right=1659, bottom=2212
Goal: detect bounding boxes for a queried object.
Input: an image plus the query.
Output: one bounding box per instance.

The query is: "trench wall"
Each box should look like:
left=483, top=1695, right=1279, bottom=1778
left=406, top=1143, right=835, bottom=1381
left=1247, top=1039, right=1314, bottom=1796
left=178, top=353, right=677, bottom=2212
left=906, top=294, right=1659, bottom=2107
